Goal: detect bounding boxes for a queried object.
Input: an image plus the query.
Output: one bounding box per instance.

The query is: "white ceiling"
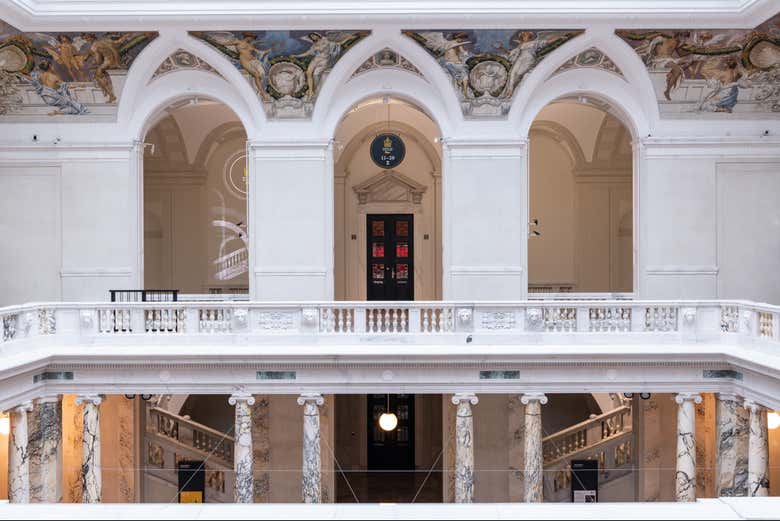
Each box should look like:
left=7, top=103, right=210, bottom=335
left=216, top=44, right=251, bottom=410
left=2, top=0, right=776, bottom=30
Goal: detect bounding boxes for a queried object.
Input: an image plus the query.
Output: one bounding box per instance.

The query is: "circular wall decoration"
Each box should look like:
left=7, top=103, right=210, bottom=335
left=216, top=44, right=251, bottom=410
left=370, top=133, right=405, bottom=169
left=223, top=150, right=248, bottom=199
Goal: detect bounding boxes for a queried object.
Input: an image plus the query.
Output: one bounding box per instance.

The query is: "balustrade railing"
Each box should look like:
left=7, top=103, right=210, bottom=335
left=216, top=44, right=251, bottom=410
left=0, top=300, right=779, bottom=346
left=148, top=407, right=234, bottom=465
left=542, top=405, right=632, bottom=466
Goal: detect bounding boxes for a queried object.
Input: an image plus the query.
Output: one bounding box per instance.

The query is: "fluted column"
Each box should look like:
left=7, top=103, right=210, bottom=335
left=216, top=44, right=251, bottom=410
left=228, top=393, right=256, bottom=503
left=297, top=393, right=324, bottom=503
left=675, top=393, right=701, bottom=502
left=29, top=395, right=62, bottom=503
left=7, top=401, right=34, bottom=503
left=451, top=393, right=478, bottom=503
left=75, top=395, right=102, bottom=503
left=744, top=400, right=770, bottom=497
left=715, top=393, right=748, bottom=496
left=521, top=393, right=548, bottom=503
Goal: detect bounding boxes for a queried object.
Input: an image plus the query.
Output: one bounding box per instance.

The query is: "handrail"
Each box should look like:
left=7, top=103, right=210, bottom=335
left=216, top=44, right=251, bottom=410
left=149, top=407, right=234, bottom=443
left=542, top=405, right=631, bottom=442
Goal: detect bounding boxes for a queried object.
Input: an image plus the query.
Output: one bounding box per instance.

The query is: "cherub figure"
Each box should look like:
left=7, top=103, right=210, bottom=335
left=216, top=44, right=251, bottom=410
left=293, top=32, right=356, bottom=100
left=416, top=31, right=472, bottom=99
left=43, top=34, right=87, bottom=81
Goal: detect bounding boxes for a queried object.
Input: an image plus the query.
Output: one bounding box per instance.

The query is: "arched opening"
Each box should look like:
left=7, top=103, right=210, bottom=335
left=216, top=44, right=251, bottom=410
left=528, top=96, right=634, bottom=295
left=333, top=96, right=443, bottom=301
left=142, top=96, right=249, bottom=295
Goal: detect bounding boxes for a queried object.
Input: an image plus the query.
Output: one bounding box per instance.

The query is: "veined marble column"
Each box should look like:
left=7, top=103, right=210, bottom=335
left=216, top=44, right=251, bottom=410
left=744, top=400, right=770, bottom=497
left=297, top=393, right=324, bottom=503
left=228, top=393, right=256, bottom=503
left=29, top=395, right=62, bottom=503
left=7, top=401, right=34, bottom=503
left=75, top=395, right=102, bottom=503
left=452, top=393, right=478, bottom=503
left=715, top=393, right=748, bottom=496
left=521, top=393, right=548, bottom=503
left=675, top=393, right=701, bottom=502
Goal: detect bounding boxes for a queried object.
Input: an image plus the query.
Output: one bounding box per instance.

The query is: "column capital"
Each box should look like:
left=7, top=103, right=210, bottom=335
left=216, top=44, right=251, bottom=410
left=743, top=399, right=767, bottom=413
left=675, top=392, right=702, bottom=405
left=717, top=392, right=741, bottom=402
left=4, top=401, right=33, bottom=415
left=228, top=393, right=256, bottom=406
left=451, top=393, right=478, bottom=406
left=297, top=393, right=324, bottom=406
left=74, top=394, right=103, bottom=406
left=521, top=393, right=548, bottom=405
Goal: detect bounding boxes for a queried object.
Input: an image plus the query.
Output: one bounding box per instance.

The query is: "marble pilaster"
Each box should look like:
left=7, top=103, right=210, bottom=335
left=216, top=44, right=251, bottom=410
left=251, top=395, right=271, bottom=502
left=451, top=393, right=478, bottom=503
left=521, top=393, right=548, bottom=503
left=7, top=401, right=34, bottom=503
left=715, top=393, right=749, bottom=496
left=675, top=393, right=701, bottom=502
left=29, top=396, right=62, bottom=503
left=229, top=393, right=256, bottom=503
left=75, top=395, right=102, bottom=503
left=745, top=400, right=770, bottom=497
left=297, top=393, right=324, bottom=504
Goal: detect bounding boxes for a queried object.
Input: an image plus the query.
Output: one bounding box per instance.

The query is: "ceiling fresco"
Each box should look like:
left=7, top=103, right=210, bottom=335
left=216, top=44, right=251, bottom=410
left=0, top=20, right=157, bottom=119
left=403, top=29, right=583, bottom=117
left=191, top=30, right=370, bottom=119
left=617, top=12, right=780, bottom=117
left=551, top=47, right=625, bottom=80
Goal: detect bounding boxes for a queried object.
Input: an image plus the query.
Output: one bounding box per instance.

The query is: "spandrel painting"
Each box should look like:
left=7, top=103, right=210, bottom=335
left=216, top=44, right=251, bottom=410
left=617, top=13, right=780, bottom=117
left=191, top=30, right=370, bottom=118
left=0, top=20, right=156, bottom=119
left=403, top=29, right=582, bottom=117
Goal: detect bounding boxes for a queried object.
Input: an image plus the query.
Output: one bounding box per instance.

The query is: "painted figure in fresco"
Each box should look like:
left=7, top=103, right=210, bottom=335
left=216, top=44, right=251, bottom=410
left=28, top=61, right=88, bottom=115
left=416, top=31, right=472, bottom=98
left=82, top=33, right=134, bottom=103
left=293, top=32, right=356, bottom=100
left=502, top=31, right=566, bottom=98
left=699, top=56, right=746, bottom=113
left=43, top=34, right=87, bottom=81
left=221, top=33, right=272, bottom=102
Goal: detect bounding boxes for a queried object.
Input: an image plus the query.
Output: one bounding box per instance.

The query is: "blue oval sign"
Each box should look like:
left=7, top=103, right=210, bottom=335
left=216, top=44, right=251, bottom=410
left=370, top=133, right=405, bottom=169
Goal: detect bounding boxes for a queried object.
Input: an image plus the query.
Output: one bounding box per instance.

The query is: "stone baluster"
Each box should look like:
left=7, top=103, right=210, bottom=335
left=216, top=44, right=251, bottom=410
left=29, top=395, right=62, bottom=503
left=7, top=401, right=34, bottom=503
left=744, top=400, right=770, bottom=497
left=298, top=393, right=324, bottom=503
left=674, top=393, right=701, bottom=502
left=452, top=393, right=478, bottom=503
left=228, top=393, right=256, bottom=503
left=715, top=393, right=748, bottom=496
left=74, top=395, right=102, bottom=503
left=521, top=393, right=548, bottom=502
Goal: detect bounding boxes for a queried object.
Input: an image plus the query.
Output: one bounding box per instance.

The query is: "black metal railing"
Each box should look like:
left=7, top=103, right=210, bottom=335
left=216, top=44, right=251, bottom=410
left=109, top=290, right=179, bottom=303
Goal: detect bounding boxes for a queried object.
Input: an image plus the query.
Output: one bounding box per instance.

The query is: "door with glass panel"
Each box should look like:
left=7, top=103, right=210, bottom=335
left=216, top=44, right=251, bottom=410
left=366, top=214, right=413, bottom=301
left=367, top=394, right=415, bottom=470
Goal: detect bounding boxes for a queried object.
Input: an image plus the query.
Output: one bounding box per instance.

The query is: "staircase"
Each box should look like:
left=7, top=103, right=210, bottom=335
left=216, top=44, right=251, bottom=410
left=143, top=406, right=235, bottom=503
left=542, top=405, right=634, bottom=502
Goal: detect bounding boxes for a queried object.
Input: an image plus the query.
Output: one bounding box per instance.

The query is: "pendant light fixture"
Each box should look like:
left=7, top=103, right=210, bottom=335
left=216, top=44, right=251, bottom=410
left=378, top=393, right=398, bottom=432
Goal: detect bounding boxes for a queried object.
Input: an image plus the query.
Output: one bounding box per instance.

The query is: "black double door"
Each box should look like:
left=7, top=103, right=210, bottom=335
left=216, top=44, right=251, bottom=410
left=367, top=394, right=415, bottom=470
left=366, top=214, right=413, bottom=301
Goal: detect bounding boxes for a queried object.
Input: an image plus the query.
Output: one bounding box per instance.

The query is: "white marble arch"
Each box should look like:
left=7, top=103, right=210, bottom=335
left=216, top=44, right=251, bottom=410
left=313, top=32, right=462, bottom=139
left=118, top=30, right=265, bottom=141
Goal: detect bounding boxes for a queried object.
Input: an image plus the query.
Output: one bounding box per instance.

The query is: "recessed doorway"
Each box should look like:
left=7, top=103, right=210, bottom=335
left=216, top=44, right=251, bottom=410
left=367, top=214, right=414, bottom=301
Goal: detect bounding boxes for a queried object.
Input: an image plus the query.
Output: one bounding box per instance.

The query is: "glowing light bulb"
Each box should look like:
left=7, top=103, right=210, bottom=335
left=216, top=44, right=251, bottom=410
left=768, top=411, right=780, bottom=430
left=0, top=416, right=9, bottom=436
left=378, top=412, right=398, bottom=432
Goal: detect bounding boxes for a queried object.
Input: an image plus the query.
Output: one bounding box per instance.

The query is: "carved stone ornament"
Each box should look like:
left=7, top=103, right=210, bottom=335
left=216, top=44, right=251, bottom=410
left=681, top=307, right=697, bottom=326
left=457, top=308, right=473, bottom=325
left=526, top=308, right=544, bottom=331
left=353, top=170, right=427, bottom=205
left=301, top=309, right=318, bottom=327
left=233, top=309, right=249, bottom=329
left=80, top=310, right=95, bottom=329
